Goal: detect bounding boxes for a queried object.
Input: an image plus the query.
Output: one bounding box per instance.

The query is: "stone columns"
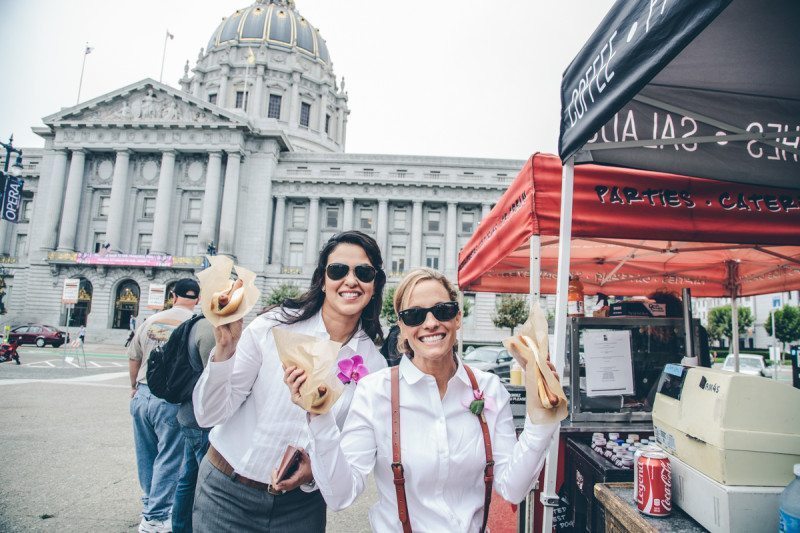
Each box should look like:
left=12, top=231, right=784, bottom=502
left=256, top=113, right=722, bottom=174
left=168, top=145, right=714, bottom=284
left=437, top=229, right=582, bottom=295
left=40, top=149, right=69, bottom=250
left=445, top=201, right=458, bottom=274
left=56, top=149, right=86, bottom=251
left=341, top=111, right=349, bottom=148
left=289, top=71, right=301, bottom=128
left=198, top=151, right=223, bottom=248
left=150, top=150, right=176, bottom=255
left=271, top=195, right=286, bottom=267
left=317, top=90, right=328, bottom=133
left=410, top=200, right=423, bottom=268
left=376, top=199, right=389, bottom=256
left=336, top=109, right=345, bottom=143
left=305, top=196, right=320, bottom=268
left=218, top=65, right=230, bottom=107
left=218, top=152, right=241, bottom=256
left=342, top=197, right=354, bottom=231
left=481, top=202, right=492, bottom=220
left=253, top=65, right=265, bottom=117
left=106, top=150, right=132, bottom=253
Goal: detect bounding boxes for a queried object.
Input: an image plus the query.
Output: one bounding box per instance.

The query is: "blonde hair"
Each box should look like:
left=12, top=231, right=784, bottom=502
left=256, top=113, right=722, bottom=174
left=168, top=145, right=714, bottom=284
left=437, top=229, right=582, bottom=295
left=393, top=268, right=459, bottom=356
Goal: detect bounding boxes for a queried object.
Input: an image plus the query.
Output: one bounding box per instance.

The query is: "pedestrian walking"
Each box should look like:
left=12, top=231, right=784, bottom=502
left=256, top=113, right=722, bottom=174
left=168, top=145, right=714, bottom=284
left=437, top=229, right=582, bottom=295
left=285, top=268, right=560, bottom=532
left=192, top=231, right=387, bottom=532
left=129, top=278, right=200, bottom=533
left=78, top=325, right=86, bottom=344
left=171, top=317, right=214, bottom=533
left=130, top=315, right=138, bottom=332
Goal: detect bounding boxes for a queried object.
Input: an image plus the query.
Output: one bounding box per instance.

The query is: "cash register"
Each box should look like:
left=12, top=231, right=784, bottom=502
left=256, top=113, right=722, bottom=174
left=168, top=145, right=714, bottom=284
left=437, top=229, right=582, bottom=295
left=652, top=365, right=800, bottom=532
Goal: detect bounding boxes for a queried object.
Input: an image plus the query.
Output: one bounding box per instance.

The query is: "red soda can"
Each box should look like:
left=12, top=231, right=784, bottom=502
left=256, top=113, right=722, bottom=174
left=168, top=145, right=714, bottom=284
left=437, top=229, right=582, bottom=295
left=636, top=452, right=671, bottom=517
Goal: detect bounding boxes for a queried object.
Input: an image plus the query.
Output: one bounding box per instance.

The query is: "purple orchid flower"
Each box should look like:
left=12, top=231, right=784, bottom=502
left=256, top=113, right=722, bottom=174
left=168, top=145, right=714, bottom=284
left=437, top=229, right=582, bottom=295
left=337, top=355, right=369, bottom=384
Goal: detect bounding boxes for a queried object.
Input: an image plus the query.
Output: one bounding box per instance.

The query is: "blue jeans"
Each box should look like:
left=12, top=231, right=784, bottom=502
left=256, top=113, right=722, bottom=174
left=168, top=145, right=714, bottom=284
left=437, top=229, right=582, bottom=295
left=130, top=384, right=184, bottom=522
left=172, top=425, right=210, bottom=533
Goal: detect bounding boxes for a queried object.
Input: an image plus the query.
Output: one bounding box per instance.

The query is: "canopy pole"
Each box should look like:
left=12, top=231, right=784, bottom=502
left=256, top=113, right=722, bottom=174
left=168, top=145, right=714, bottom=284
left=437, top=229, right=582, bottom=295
left=726, top=260, right=741, bottom=372
left=529, top=235, right=541, bottom=302
left=541, top=157, right=574, bottom=532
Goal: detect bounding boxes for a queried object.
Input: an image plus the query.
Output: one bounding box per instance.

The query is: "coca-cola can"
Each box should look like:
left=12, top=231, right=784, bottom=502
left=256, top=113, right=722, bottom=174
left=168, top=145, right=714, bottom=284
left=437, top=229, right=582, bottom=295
left=637, top=452, right=671, bottom=517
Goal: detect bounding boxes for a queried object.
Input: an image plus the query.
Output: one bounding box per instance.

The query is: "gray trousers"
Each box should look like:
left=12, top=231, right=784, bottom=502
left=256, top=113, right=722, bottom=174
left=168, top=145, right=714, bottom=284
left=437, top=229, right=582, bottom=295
left=193, top=456, right=326, bottom=533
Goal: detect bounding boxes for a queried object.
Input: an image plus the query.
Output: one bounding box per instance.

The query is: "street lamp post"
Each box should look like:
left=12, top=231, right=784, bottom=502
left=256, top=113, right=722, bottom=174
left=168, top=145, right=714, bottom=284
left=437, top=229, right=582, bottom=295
left=1, top=135, right=24, bottom=185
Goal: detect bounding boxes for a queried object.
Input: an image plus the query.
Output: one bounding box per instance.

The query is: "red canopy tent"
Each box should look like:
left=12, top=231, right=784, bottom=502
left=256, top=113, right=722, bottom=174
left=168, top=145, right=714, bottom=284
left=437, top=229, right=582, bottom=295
left=458, top=153, right=800, bottom=298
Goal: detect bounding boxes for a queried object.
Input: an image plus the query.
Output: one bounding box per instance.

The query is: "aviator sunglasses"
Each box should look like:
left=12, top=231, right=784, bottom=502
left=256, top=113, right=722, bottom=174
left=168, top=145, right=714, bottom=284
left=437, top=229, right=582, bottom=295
left=398, top=301, right=459, bottom=327
left=325, top=263, right=378, bottom=283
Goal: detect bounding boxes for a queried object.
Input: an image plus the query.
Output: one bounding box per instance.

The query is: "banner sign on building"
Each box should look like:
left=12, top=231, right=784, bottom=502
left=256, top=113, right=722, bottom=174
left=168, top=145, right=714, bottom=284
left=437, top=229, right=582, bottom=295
left=1, top=176, right=24, bottom=223
left=62, top=278, right=80, bottom=305
left=75, top=253, right=173, bottom=267
left=147, top=283, right=167, bottom=310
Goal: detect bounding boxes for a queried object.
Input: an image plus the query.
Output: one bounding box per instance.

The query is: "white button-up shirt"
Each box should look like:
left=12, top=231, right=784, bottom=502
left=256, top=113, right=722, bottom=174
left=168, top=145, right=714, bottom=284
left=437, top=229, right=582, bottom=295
left=308, top=356, right=558, bottom=532
left=193, top=309, right=386, bottom=483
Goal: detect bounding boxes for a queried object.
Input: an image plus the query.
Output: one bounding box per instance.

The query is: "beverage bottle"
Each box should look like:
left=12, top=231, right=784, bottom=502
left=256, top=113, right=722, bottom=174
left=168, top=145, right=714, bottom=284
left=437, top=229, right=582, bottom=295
left=779, top=464, right=800, bottom=532
left=510, top=362, right=524, bottom=386
left=567, top=275, right=585, bottom=317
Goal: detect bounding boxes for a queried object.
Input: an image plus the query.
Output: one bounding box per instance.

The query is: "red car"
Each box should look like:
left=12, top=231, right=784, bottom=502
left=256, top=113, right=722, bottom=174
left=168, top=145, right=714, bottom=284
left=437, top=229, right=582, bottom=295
left=8, top=324, right=68, bottom=348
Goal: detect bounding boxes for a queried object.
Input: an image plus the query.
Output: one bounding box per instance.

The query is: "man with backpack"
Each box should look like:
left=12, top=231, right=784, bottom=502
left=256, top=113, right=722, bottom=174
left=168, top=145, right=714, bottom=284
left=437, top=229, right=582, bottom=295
left=167, top=317, right=214, bottom=533
left=128, top=278, right=200, bottom=533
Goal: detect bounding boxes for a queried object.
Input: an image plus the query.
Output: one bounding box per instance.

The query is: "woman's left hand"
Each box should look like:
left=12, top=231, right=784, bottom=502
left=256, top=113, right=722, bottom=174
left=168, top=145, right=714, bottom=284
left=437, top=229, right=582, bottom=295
left=283, top=365, right=308, bottom=408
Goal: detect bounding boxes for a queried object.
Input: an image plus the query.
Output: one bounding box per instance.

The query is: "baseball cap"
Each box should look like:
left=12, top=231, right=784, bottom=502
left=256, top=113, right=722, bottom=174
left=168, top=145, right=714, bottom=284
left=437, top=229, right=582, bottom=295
left=173, top=278, right=200, bottom=299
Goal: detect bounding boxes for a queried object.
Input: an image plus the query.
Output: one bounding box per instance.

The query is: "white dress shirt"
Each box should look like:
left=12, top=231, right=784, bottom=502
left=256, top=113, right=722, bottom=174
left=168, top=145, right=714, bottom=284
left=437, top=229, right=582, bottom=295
left=193, top=308, right=386, bottom=484
left=307, top=356, right=559, bottom=532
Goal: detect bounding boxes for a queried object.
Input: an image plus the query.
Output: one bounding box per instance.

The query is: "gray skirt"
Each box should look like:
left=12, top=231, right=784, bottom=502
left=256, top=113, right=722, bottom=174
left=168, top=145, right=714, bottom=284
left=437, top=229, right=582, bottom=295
left=193, top=456, right=326, bottom=533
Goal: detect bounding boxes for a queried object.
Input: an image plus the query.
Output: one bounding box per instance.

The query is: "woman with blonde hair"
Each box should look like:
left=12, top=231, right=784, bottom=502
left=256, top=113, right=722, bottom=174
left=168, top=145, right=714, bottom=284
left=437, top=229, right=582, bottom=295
left=284, top=268, right=559, bottom=532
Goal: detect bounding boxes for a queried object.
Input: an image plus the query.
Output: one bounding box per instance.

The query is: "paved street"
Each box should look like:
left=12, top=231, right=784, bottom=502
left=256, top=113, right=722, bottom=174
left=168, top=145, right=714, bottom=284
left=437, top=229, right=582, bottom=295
left=0, top=343, right=376, bottom=532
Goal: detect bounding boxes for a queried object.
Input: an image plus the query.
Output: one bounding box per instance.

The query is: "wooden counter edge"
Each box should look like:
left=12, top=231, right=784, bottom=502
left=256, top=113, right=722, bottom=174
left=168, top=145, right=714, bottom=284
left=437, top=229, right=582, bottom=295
left=594, top=482, right=657, bottom=533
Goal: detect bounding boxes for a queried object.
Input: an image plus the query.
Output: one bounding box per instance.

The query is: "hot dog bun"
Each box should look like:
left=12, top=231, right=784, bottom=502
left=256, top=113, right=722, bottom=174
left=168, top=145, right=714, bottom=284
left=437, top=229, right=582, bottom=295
left=210, top=279, right=245, bottom=316
left=535, top=364, right=559, bottom=408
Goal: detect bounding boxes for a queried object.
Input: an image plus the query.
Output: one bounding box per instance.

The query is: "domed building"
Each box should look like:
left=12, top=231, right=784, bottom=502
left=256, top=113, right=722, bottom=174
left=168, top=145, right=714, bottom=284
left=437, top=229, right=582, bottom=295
left=7, top=0, right=523, bottom=342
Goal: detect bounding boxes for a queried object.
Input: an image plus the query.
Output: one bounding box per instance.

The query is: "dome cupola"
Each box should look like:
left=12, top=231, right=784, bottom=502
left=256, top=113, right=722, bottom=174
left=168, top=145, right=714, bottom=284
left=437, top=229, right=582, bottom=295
left=207, top=0, right=330, bottom=65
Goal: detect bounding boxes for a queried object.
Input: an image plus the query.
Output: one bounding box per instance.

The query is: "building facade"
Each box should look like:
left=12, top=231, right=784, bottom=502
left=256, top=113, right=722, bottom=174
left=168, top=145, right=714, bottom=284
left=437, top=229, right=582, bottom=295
left=5, top=0, right=521, bottom=342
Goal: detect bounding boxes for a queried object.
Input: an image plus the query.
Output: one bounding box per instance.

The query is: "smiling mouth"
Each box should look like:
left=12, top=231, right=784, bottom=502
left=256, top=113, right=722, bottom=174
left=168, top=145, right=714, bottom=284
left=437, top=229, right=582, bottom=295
left=338, top=291, right=363, bottom=301
left=418, top=333, right=445, bottom=344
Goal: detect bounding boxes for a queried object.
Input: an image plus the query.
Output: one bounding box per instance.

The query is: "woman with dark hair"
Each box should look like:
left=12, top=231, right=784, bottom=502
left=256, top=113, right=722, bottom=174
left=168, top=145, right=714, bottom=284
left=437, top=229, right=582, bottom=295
left=192, top=231, right=387, bottom=532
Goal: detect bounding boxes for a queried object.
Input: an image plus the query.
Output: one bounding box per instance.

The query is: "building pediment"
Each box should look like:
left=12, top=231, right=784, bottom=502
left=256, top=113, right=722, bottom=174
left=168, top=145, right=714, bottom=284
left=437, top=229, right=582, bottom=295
left=43, top=79, right=248, bottom=129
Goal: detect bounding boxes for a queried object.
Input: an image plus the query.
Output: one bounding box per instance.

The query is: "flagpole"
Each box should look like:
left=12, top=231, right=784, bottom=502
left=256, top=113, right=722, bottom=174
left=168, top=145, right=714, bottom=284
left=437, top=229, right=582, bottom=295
left=160, top=30, right=174, bottom=83
left=76, top=43, right=91, bottom=104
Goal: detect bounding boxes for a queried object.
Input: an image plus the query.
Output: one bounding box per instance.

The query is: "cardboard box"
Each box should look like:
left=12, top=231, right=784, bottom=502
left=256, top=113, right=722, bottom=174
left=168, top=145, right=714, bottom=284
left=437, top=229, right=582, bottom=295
left=665, top=450, right=782, bottom=533
left=609, top=301, right=666, bottom=317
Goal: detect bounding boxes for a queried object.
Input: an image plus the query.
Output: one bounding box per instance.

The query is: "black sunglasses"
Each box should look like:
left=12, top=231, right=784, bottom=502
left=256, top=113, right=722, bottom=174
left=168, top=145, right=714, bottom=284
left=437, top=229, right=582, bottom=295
left=398, top=301, right=459, bottom=327
left=325, top=263, right=378, bottom=283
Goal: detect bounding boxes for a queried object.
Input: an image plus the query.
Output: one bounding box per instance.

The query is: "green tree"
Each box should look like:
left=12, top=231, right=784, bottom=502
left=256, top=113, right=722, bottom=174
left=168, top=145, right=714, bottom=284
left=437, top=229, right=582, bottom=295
left=492, top=294, right=529, bottom=335
left=764, top=305, right=800, bottom=351
left=381, top=286, right=398, bottom=325
left=707, top=305, right=754, bottom=346
left=381, top=286, right=472, bottom=326
left=264, top=282, right=302, bottom=307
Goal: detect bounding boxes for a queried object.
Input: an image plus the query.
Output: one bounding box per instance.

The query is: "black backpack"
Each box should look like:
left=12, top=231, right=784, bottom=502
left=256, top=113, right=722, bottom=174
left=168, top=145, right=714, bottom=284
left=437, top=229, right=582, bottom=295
left=146, top=315, right=204, bottom=404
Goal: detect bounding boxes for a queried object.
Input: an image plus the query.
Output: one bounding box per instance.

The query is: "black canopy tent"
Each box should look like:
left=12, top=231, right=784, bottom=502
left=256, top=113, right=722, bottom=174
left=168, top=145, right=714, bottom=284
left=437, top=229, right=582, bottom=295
left=537, top=2, right=800, bottom=530
left=559, top=0, right=800, bottom=188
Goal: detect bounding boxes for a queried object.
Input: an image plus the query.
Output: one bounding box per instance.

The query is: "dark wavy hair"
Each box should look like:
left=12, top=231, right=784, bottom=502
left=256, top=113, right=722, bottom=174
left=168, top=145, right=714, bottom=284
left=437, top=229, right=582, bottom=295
left=276, top=231, right=386, bottom=344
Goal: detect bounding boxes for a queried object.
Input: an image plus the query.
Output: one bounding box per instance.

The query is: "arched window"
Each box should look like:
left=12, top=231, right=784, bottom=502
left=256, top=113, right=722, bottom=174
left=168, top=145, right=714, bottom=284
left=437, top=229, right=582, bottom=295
left=113, top=280, right=140, bottom=329
left=164, top=280, right=178, bottom=310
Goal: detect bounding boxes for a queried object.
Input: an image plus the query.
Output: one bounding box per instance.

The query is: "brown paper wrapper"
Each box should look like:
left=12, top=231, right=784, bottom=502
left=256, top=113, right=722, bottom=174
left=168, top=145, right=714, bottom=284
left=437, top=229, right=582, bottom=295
left=272, top=327, right=344, bottom=415
left=196, top=255, right=261, bottom=327
left=502, top=301, right=568, bottom=424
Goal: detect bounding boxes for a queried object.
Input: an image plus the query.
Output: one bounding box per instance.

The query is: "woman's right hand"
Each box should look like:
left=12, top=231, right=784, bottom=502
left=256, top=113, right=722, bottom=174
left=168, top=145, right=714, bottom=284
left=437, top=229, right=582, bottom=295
left=283, top=365, right=308, bottom=408
left=212, top=318, right=243, bottom=361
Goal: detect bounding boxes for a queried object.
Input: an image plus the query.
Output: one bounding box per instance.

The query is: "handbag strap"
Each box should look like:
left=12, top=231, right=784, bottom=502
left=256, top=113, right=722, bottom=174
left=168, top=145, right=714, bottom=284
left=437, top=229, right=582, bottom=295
left=390, top=366, right=412, bottom=533
left=464, top=364, right=494, bottom=533
left=390, top=364, right=494, bottom=533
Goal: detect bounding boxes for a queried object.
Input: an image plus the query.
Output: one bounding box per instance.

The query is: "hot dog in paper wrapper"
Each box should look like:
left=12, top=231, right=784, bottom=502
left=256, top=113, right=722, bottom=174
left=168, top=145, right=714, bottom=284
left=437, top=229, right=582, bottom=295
left=273, top=327, right=344, bottom=415
left=502, top=302, right=568, bottom=424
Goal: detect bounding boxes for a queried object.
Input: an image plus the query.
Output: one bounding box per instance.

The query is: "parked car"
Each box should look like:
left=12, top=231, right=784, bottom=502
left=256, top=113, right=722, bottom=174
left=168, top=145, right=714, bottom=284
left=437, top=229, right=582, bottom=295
left=8, top=324, right=67, bottom=348
left=463, top=345, right=514, bottom=381
left=721, top=353, right=767, bottom=376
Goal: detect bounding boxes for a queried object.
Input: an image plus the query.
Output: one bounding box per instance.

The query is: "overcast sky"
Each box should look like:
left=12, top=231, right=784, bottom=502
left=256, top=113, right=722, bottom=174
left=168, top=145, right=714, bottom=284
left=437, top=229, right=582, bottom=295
left=0, top=0, right=615, bottom=160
